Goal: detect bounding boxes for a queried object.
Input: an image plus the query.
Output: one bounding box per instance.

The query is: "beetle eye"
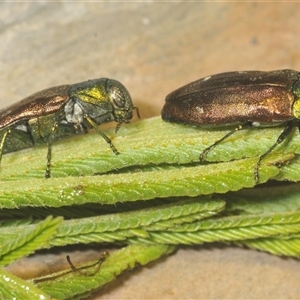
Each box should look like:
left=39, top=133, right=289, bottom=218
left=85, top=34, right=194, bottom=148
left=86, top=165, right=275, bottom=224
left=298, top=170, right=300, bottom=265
left=110, top=86, right=125, bottom=108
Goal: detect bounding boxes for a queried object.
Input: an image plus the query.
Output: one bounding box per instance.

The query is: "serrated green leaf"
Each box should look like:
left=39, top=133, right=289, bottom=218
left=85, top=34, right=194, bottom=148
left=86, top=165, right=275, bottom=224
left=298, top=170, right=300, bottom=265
left=0, top=158, right=278, bottom=209
left=236, top=237, right=300, bottom=257
left=172, top=211, right=300, bottom=231
left=35, top=244, right=175, bottom=299
left=128, top=223, right=300, bottom=245
left=0, top=268, right=52, bottom=300
left=1, top=115, right=300, bottom=298
left=224, top=183, right=300, bottom=215
left=1, top=117, right=299, bottom=210
left=275, top=155, right=300, bottom=181
left=0, top=198, right=225, bottom=248
left=0, top=216, right=63, bottom=266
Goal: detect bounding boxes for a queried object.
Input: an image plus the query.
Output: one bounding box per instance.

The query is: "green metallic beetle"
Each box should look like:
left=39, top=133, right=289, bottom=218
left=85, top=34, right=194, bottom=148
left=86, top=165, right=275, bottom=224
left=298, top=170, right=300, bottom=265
left=0, top=78, right=138, bottom=178
left=162, top=69, right=300, bottom=183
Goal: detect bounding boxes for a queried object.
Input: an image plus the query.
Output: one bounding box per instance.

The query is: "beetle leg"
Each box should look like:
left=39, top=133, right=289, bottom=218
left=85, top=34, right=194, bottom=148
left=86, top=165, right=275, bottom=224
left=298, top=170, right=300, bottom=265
left=84, top=115, right=119, bottom=155
left=0, top=129, right=10, bottom=166
left=115, top=121, right=122, bottom=134
left=254, top=121, right=294, bottom=183
left=45, top=122, right=59, bottom=179
left=200, top=123, right=251, bottom=162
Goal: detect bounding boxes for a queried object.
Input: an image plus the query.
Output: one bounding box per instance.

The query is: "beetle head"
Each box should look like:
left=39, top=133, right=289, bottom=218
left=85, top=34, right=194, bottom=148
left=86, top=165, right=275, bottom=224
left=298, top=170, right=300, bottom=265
left=106, top=79, right=139, bottom=132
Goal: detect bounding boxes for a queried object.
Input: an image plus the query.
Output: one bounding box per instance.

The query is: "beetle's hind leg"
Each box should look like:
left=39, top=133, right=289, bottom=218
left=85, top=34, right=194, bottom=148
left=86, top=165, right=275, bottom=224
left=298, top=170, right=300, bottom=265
left=200, top=123, right=251, bottom=162
left=0, top=129, right=10, bottom=167
left=254, top=121, right=294, bottom=183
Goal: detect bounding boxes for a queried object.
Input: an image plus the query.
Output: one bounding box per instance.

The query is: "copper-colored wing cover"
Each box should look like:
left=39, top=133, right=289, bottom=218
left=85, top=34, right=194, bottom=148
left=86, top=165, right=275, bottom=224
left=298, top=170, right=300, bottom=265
left=162, top=70, right=298, bottom=126
left=0, top=85, right=70, bottom=129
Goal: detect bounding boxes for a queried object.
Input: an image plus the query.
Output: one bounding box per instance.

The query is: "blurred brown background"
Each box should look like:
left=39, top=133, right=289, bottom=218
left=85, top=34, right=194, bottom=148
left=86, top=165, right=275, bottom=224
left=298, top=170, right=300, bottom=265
left=1, top=2, right=300, bottom=299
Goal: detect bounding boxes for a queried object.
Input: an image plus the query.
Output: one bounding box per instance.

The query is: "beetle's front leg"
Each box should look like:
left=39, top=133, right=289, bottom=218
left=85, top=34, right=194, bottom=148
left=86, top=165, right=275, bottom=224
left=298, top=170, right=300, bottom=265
left=84, top=115, right=119, bottom=155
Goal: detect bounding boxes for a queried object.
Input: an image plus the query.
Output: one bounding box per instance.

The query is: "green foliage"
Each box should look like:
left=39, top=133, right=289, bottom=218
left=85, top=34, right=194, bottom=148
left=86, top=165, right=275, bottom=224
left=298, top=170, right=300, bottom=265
left=1, top=116, right=300, bottom=298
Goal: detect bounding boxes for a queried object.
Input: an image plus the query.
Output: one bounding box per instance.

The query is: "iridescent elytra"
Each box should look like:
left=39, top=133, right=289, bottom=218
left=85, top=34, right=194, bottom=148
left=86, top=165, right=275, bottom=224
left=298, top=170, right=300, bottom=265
left=161, top=69, right=300, bottom=183
left=0, top=78, right=138, bottom=178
